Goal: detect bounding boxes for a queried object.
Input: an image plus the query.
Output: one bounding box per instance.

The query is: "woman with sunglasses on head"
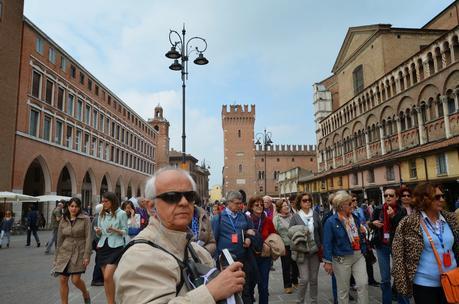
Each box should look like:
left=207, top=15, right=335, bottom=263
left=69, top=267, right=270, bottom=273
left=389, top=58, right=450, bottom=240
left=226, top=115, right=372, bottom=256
left=246, top=196, right=276, bottom=304
left=393, top=183, right=459, bottom=304
left=95, top=192, right=128, bottom=304
left=289, top=192, right=322, bottom=304
left=273, top=199, right=299, bottom=294
left=53, top=197, right=92, bottom=304
left=369, top=187, right=407, bottom=304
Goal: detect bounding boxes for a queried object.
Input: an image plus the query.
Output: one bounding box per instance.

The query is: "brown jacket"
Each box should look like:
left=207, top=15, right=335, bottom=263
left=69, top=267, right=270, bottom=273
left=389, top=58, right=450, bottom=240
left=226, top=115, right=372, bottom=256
left=392, top=210, right=459, bottom=296
left=195, top=206, right=216, bottom=255
left=114, top=216, right=216, bottom=304
left=54, top=214, right=92, bottom=273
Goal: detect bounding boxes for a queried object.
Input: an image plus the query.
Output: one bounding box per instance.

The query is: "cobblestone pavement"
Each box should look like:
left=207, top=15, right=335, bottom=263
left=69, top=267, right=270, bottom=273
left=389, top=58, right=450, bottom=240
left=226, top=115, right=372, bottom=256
left=0, top=230, right=384, bottom=303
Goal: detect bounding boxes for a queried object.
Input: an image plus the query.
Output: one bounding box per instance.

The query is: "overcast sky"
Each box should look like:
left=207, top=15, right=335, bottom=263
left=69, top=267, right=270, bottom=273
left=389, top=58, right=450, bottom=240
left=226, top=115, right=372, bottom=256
left=24, top=0, right=453, bottom=186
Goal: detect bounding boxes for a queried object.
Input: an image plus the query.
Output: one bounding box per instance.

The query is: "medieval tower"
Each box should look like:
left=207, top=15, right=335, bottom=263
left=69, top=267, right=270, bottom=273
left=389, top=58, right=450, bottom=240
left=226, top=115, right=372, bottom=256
left=149, top=105, right=170, bottom=169
left=222, top=104, right=257, bottom=202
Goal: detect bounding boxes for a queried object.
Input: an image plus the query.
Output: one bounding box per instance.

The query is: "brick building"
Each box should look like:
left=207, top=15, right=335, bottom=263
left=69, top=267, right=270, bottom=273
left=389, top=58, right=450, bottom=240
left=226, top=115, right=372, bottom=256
left=169, top=149, right=210, bottom=202
left=222, top=104, right=317, bottom=201
left=305, top=1, right=459, bottom=207
left=0, top=1, right=169, bottom=221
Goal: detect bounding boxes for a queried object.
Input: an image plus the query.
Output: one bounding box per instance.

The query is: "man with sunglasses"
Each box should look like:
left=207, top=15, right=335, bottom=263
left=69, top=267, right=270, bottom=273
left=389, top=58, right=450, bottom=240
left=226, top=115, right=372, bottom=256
left=369, top=187, right=407, bottom=304
left=115, top=167, right=245, bottom=303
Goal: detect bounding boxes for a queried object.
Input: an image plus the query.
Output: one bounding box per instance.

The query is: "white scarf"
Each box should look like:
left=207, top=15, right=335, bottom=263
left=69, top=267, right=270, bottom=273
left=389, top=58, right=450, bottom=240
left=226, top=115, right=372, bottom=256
left=299, top=209, right=314, bottom=241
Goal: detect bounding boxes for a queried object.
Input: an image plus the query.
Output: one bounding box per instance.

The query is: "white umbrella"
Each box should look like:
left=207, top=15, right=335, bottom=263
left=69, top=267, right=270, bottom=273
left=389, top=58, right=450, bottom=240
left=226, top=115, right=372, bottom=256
left=0, top=191, right=36, bottom=202
left=35, top=195, right=72, bottom=202
left=0, top=191, right=36, bottom=212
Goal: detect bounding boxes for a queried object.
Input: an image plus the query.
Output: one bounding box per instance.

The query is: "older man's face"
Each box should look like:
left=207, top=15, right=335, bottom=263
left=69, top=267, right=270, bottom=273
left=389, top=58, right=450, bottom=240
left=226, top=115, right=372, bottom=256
left=263, top=197, right=272, bottom=209
left=154, top=171, right=195, bottom=232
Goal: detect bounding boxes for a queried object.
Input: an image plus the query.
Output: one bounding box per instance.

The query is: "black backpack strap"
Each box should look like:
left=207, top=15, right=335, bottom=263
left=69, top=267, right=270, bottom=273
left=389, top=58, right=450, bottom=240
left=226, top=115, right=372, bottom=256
left=120, top=239, right=187, bottom=296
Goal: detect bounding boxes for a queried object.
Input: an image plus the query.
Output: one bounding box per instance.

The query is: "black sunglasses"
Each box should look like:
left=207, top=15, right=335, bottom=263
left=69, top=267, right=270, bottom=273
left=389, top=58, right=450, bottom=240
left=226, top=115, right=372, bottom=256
left=434, top=194, right=445, bottom=200
left=384, top=194, right=395, bottom=198
left=154, top=191, right=198, bottom=204
left=402, top=194, right=411, bottom=198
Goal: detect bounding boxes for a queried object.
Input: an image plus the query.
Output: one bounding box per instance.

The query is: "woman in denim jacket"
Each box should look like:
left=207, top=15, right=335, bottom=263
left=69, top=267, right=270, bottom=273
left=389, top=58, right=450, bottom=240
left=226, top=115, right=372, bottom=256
left=95, top=192, right=128, bottom=304
left=323, top=190, right=368, bottom=304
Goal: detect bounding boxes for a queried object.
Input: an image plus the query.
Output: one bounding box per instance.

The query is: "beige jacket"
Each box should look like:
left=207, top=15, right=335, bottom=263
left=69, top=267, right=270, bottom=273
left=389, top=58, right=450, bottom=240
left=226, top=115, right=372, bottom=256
left=195, top=206, right=216, bottom=255
left=114, top=216, right=216, bottom=304
left=54, top=214, right=92, bottom=273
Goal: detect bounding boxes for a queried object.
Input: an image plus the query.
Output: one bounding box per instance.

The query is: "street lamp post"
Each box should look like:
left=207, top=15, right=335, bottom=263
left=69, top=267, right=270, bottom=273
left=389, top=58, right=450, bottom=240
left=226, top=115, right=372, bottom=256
left=165, top=25, right=209, bottom=166
left=255, top=129, right=273, bottom=195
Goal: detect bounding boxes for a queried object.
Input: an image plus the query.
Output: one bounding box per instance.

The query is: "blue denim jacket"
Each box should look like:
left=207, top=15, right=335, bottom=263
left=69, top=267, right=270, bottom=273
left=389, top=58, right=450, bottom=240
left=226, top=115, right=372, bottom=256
left=323, top=213, right=366, bottom=263
left=97, top=208, right=128, bottom=248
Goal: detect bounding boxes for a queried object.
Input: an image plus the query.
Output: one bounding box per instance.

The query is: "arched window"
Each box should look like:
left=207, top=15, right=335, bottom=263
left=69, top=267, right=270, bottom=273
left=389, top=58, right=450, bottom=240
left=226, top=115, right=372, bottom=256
left=353, top=65, right=364, bottom=95
left=400, top=112, right=406, bottom=131
left=406, top=109, right=412, bottom=129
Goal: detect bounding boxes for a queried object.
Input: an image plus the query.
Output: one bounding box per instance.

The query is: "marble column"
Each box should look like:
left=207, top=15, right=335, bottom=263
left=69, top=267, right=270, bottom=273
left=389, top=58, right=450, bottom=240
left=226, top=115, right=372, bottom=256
left=364, top=131, right=371, bottom=159
left=454, top=90, right=459, bottom=112
left=352, top=136, right=357, bottom=163
left=396, top=118, right=403, bottom=151
left=417, top=107, right=426, bottom=145
left=441, top=95, right=451, bottom=138
left=379, top=126, right=386, bottom=155
left=332, top=147, right=336, bottom=169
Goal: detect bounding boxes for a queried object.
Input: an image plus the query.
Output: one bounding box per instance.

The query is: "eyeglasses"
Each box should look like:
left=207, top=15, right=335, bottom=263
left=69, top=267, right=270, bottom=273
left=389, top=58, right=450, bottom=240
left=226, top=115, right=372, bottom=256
left=402, top=194, right=411, bottom=198
left=154, top=191, right=198, bottom=204
left=384, top=194, right=395, bottom=198
left=302, top=198, right=312, bottom=202
left=352, top=199, right=357, bottom=202
left=253, top=203, right=263, bottom=207
left=434, top=194, right=445, bottom=200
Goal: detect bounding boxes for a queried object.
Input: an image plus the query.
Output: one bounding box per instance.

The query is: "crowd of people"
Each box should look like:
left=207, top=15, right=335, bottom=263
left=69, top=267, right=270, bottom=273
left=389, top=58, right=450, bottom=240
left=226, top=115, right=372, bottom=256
left=1, top=166, right=458, bottom=304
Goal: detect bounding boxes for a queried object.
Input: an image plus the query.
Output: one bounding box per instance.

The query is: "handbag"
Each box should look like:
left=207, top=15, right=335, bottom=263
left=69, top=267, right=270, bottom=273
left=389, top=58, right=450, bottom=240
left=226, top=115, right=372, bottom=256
left=420, top=218, right=459, bottom=303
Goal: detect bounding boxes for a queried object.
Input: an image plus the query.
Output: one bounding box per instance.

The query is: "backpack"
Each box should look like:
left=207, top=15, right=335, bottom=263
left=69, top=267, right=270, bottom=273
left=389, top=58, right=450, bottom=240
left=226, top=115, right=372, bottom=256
left=119, top=239, right=219, bottom=296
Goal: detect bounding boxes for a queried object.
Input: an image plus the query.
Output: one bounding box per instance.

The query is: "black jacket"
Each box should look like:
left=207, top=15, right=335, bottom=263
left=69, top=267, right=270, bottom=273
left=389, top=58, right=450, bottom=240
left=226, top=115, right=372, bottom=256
left=369, top=203, right=406, bottom=248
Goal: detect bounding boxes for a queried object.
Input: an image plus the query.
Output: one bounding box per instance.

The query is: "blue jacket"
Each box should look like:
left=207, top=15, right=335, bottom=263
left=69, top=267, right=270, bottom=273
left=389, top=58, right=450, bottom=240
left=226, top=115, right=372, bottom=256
left=323, top=213, right=366, bottom=263
left=96, top=208, right=128, bottom=248
left=211, top=211, right=254, bottom=260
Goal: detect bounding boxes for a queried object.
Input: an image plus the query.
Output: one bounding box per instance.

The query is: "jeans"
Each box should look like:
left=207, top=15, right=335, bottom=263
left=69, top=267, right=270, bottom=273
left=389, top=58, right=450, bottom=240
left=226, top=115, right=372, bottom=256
left=297, top=253, right=320, bottom=304
left=26, top=226, right=40, bottom=245
left=280, top=246, right=299, bottom=288
left=45, top=228, right=58, bottom=253
left=376, top=245, right=410, bottom=304
left=0, top=230, right=11, bottom=246
left=254, top=256, right=271, bottom=304
left=332, top=274, right=338, bottom=304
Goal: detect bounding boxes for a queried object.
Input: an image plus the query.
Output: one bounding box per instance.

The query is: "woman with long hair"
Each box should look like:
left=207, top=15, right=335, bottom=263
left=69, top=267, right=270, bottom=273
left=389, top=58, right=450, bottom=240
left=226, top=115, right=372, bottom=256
left=121, top=200, right=141, bottom=242
left=53, top=197, right=92, bottom=304
left=95, top=192, right=128, bottom=304
left=393, top=183, right=459, bottom=304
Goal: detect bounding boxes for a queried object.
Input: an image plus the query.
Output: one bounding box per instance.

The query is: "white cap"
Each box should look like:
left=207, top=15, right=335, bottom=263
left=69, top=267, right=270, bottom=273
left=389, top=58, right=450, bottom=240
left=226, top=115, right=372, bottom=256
left=129, top=197, right=139, bottom=208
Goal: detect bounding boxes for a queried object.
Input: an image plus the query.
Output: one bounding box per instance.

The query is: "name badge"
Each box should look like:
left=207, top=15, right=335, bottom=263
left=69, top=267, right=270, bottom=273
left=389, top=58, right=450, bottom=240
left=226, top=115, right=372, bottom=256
left=231, top=233, right=238, bottom=244
left=444, top=251, right=452, bottom=267
left=383, top=233, right=390, bottom=240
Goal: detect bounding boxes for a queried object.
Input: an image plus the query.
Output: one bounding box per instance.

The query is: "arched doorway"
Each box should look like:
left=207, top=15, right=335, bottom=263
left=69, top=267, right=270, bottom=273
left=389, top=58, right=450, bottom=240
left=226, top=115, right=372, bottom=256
left=239, top=189, right=247, bottom=203
left=136, top=187, right=141, bottom=197
left=100, top=175, right=108, bottom=200
left=57, top=167, right=72, bottom=197
left=127, top=183, right=132, bottom=198
left=22, top=158, right=46, bottom=222
left=81, top=172, right=93, bottom=214
left=115, top=179, right=122, bottom=203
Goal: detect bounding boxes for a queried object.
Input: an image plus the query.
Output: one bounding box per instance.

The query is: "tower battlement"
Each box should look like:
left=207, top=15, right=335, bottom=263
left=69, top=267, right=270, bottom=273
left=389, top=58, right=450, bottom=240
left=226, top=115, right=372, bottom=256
left=255, top=144, right=316, bottom=153
left=222, top=104, right=256, bottom=117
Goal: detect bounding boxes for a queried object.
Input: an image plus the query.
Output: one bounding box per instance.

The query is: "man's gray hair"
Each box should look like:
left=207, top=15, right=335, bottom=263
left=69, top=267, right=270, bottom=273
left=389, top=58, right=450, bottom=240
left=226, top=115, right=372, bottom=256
left=332, top=190, right=352, bottom=211
left=226, top=191, right=242, bottom=202
left=145, top=166, right=197, bottom=200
